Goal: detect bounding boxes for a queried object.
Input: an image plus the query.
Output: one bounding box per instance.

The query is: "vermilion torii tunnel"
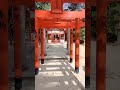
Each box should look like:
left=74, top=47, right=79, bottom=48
left=35, top=10, right=85, bottom=75
left=0, top=0, right=111, bottom=90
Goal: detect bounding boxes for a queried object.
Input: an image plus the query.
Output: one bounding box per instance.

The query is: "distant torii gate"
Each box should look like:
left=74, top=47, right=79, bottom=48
left=35, top=0, right=85, bottom=74
left=35, top=16, right=85, bottom=73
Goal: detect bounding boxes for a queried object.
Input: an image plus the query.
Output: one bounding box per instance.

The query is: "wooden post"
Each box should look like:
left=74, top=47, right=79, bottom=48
left=21, top=5, right=27, bottom=73
left=85, top=3, right=91, bottom=87
left=70, top=28, right=73, bottom=63
left=13, top=5, right=22, bottom=89
left=52, top=33, right=53, bottom=43
left=0, top=1, right=8, bottom=90
left=96, top=0, right=107, bottom=90
left=50, top=0, right=63, bottom=13
left=41, top=28, right=44, bottom=64
left=35, top=18, right=39, bottom=75
left=75, top=18, right=80, bottom=73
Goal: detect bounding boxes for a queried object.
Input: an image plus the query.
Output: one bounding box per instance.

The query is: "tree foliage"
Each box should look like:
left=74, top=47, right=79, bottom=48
left=35, top=2, right=51, bottom=10
left=91, top=3, right=120, bottom=43
left=107, top=3, right=120, bottom=43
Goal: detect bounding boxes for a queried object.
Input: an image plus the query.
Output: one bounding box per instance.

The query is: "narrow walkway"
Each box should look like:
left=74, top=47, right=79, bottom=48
left=45, top=43, right=67, bottom=59
left=35, top=43, right=85, bottom=90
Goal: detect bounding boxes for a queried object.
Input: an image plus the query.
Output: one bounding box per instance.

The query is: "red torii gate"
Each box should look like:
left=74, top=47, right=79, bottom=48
left=0, top=1, right=8, bottom=90
left=39, top=21, right=85, bottom=28
left=35, top=5, right=85, bottom=73
left=0, top=0, right=110, bottom=90
left=0, top=0, right=35, bottom=89
left=35, top=17, right=85, bottom=73
left=86, top=0, right=109, bottom=89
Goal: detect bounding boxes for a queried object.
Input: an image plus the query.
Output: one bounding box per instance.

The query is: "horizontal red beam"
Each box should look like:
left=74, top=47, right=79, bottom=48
left=35, top=0, right=85, bottom=3
left=35, top=9, right=85, bottom=19
left=39, top=22, right=72, bottom=28
left=38, top=19, right=85, bottom=28
left=35, top=18, right=76, bottom=21
left=63, top=0, right=85, bottom=3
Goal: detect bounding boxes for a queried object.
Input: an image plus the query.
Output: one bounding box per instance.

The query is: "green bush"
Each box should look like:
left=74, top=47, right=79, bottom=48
left=80, top=27, right=85, bottom=44
left=91, top=3, right=120, bottom=43
left=73, top=27, right=85, bottom=44
left=107, top=32, right=117, bottom=43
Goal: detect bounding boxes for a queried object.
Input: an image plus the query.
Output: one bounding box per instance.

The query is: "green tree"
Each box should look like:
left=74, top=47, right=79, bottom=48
left=35, top=2, right=50, bottom=10
left=107, top=3, right=120, bottom=43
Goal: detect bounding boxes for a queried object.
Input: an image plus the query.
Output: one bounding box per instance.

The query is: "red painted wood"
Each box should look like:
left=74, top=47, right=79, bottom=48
left=50, top=0, right=63, bottom=13
left=63, top=0, right=85, bottom=3
left=35, top=0, right=85, bottom=3
left=96, top=0, right=107, bottom=90
left=35, top=9, right=85, bottom=19
left=39, top=21, right=72, bottom=28
left=37, top=19, right=85, bottom=28
left=41, top=29, right=44, bottom=60
left=35, top=18, right=39, bottom=69
left=75, top=18, right=80, bottom=69
left=13, top=6, right=22, bottom=79
left=0, top=1, right=9, bottom=90
left=70, top=29, right=73, bottom=60
left=85, top=2, right=91, bottom=82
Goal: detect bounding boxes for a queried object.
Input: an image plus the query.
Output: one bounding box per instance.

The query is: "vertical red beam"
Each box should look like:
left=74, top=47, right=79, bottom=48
left=75, top=18, right=80, bottom=73
left=85, top=3, right=91, bottom=87
left=70, top=28, right=73, bottom=63
left=41, top=28, right=44, bottom=64
left=50, top=33, right=53, bottom=43
left=50, top=0, right=63, bottom=13
left=0, top=0, right=8, bottom=90
left=96, top=0, right=107, bottom=90
left=13, top=6, right=22, bottom=89
left=35, top=18, right=39, bottom=75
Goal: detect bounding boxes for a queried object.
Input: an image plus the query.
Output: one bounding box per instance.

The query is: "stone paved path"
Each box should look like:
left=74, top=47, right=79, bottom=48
left=35, top=43, right=85, bottom=90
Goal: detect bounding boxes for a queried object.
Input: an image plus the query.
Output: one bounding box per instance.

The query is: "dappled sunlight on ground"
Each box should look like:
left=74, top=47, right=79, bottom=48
left=36, top=42, right=85, bottom=90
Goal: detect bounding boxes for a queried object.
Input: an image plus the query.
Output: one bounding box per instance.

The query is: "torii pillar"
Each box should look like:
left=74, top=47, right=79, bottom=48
left=75, top=18, right=80, bottom=73
left=20, top=5, right=28, bottom=72
left=41, top=28, right=44, bottom=64
left=70, top=28, right=73, bottom=63
left=96, top=0, right=107, bottom=90
left=35, top=18, right=39, bottom=75
left=0, top=1, right=9, bottom=90
left=13, top=6, right=22, bottom=89
left=85, top=3, right=91, bottom=87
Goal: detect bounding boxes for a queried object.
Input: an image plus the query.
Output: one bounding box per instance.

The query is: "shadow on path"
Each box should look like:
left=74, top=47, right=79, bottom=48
left=35, top=59, right=84, bottom=90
